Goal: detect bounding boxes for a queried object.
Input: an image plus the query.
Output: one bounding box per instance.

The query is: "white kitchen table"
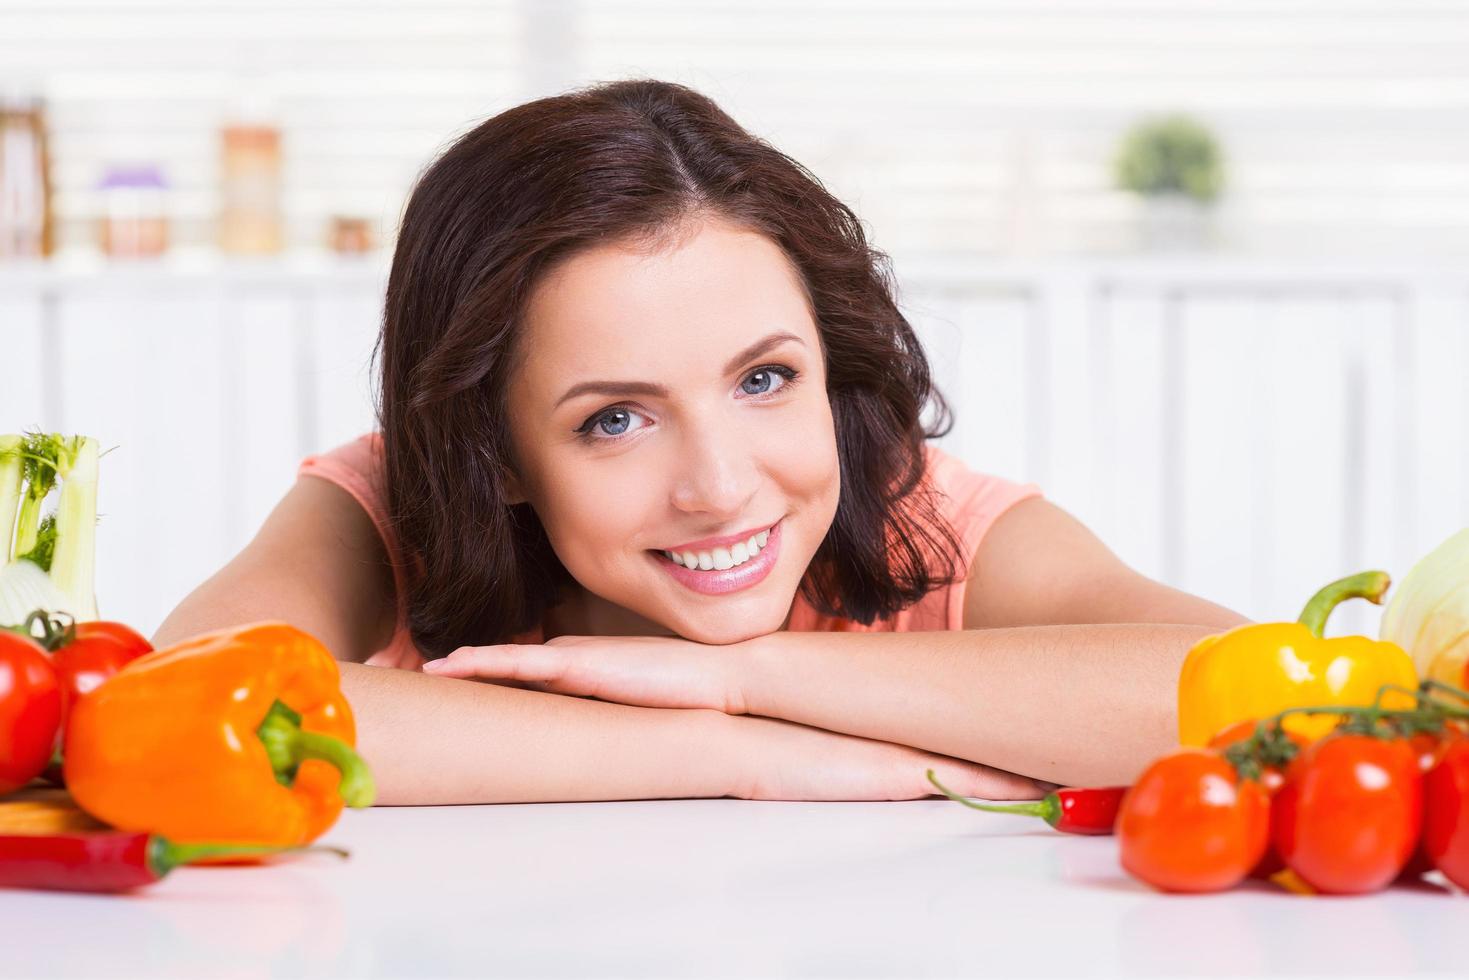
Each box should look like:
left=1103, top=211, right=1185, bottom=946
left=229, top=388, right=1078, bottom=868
left=1, top=798, right=1462, bottom=979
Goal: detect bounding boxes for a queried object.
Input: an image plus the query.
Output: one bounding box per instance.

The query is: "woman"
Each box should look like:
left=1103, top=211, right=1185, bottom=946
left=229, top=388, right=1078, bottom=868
left=154, top=79, right=1246, bottom=805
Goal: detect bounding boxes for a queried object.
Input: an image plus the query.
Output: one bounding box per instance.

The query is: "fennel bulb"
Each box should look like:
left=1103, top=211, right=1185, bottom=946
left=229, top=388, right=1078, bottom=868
left=1380, top=526, right=1469, bottom=685
left=0, top=433, right=100, bottom=624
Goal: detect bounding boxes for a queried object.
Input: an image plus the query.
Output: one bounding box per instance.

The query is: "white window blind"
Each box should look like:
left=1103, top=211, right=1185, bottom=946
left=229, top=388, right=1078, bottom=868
left=3, top=0, right=1468, bottom=257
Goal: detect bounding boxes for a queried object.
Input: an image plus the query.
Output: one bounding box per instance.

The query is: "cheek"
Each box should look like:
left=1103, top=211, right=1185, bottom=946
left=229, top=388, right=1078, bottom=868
left=762, top=391, right=839, bottom=506
left=534, top=463, right=656, bottom=569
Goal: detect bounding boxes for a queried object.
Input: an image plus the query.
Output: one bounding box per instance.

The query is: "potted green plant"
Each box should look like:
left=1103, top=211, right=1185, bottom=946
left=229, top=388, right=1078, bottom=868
left=1113, top=114, right=1225, bottom=251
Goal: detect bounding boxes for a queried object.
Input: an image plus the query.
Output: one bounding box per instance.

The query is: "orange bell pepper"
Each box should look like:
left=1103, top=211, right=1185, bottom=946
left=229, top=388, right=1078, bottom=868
left=63, top=622, right=374, bottom=847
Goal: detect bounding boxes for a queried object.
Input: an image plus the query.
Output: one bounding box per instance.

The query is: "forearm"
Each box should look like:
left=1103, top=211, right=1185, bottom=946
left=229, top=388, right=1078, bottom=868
left=740, top=624, right=1217, bottom=787
left=341, top=663, right=739, bottom=805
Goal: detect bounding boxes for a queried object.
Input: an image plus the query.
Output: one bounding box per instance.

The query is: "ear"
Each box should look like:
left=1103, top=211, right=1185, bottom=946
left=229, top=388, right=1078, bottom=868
left=502, top=468, right=528, bottom=506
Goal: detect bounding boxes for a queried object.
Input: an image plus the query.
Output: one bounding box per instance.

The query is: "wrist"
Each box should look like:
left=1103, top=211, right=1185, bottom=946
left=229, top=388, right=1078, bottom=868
left=688, top=708, right=757, bottom=799
left=730, top=629, right=784, bottom=717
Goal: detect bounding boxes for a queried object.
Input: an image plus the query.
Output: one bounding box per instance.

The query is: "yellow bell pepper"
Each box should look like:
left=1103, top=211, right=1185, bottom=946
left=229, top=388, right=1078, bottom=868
left=1178, top=571, right=1419, bottom=745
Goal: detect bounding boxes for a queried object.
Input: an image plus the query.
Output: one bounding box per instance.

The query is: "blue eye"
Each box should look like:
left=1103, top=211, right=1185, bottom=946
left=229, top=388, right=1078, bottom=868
left=601, top=411, right=630, bottom=435
left=741, top=367, right=793, bottom=396
left=574, top=364, right=801, bottom=444
left=581, top=407, right=648, bottom=440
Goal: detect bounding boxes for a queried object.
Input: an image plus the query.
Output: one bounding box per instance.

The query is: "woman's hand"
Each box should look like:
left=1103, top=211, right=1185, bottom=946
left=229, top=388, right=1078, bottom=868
left=724, top=713, right=1049, bottom=802
left=422, top=634, right=749, bottom=713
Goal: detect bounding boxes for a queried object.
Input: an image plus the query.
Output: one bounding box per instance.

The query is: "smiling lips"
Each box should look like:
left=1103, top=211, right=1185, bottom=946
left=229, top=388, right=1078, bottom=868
left=652, top=519, right=783, bottom=595
left=659, top=523, right=774, bottom=571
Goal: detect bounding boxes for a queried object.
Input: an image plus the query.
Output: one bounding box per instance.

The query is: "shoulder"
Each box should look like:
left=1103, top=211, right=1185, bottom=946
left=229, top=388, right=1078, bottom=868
left=919, top=443, right=1043, bottom=556
left=913, top=444, right=1043, bottom=630
left=295, top=430, right=411, bottom=622
left=153, top=440, right=399, bottom=662
left=297, top=433, right=394, bottom=544
left=298, top=432, right=385, bottom=495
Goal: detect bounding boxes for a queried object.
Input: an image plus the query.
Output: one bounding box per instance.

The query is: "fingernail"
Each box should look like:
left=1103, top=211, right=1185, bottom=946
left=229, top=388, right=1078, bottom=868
left=422, top=660, right=444, bottom=672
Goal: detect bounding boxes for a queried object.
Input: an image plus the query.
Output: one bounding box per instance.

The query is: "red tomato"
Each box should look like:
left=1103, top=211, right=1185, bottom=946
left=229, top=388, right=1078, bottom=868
left=73, top=621, right=150, bottom=658
left=0, top=632, right=63, bottom=795
left=52, top=621, right=152, bottom=723
left=1399, top=730, right=1450, bottom=880
left=1207, top=720, right=1311, bottom=878
left=1117, top=748, right=1270, bottom=893
left=1272, top=733, right=1423, bottom=895
left=1423, top=732, right=1469, bottom=890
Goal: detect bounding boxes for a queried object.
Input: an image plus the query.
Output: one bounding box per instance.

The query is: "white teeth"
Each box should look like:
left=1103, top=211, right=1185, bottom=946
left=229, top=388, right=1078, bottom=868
left=664, top=524, right=775, bottom=572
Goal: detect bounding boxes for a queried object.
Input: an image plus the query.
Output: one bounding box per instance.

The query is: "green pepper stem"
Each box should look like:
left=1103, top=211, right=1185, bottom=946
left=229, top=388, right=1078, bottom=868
left=1423, top=678, right=1469, bottom=702
left=292, top=729, right=376, bottom=807
left=256, top=700, right=376, bottom=808
left=150, top=837, right=350, bottom=877
left=1297, top=571, right=1391, bottom=638
left=1262, top=695, right=1469, bottom=734
left=1, top=609, right=74, bottom=651
left=925, top=769, right=1058, bottom=825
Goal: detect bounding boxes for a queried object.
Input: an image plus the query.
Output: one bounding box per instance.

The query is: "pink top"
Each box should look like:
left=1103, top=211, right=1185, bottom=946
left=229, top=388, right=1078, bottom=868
left=297, top=433, right=1043, bottom=670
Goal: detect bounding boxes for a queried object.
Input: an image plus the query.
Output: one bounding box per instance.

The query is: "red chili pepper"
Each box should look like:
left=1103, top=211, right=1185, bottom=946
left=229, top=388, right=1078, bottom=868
left=0, top=832, right=348, bottom=893
left=926, top=769, right=1126, bottom=834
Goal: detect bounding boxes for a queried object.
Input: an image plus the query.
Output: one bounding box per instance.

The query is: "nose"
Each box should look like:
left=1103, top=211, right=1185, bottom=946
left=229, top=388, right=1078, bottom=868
left=669, top=413, right=759, bottom=518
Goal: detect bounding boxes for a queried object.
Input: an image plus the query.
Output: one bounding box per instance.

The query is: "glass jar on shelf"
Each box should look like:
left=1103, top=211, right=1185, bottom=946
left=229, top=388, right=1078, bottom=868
left=219, top=120, right=282, bottom=255
left=0, top=93, right=54, bottom=260
left=98, top=164, right=169, bottom=259
left=328, top=215, right=374, bottom=255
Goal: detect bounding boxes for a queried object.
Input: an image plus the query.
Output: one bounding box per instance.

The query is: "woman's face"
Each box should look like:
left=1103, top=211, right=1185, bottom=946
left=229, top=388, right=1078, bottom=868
left=503, top=214, right=841, bottom=644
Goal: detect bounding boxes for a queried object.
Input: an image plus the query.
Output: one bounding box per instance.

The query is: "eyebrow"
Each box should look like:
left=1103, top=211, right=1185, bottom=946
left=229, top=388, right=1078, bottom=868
left=552, top=330, right=806, bottom=410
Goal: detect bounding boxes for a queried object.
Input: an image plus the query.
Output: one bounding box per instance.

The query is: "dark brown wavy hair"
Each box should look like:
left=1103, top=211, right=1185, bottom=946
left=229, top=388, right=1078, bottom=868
left=376, top=78, right=966, bottom=659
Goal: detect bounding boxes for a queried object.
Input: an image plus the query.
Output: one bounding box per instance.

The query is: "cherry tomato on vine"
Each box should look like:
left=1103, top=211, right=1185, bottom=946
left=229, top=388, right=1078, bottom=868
left=1117, top=748, right=1270, bottom=893
left=1398, top=730, right=1451, bottom=880
left=1207, top=720, right=1311, bottom=879
left=1272, top=733, right=1422, bottom=895
left=1423, top=732, right=1469, bottom=890
left=52, top=620, right=152, bottom=728
left=0, top=631, right=62, bottom=795
left=1208, top=720, right=1311, bottom=794
left=71, top=621, right=150, bottom=658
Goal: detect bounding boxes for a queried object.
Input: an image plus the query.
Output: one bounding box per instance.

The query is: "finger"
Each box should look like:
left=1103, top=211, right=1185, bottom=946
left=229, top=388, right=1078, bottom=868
left=419, top=648, right=500, bottom=677
left=423, top=646, right=562, bottom=683
left=928, top=760, right=1047, bottom=802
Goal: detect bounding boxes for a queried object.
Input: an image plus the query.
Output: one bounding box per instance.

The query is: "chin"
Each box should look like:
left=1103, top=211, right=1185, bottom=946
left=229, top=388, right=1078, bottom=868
left=663, top=600, right=790, bottom=646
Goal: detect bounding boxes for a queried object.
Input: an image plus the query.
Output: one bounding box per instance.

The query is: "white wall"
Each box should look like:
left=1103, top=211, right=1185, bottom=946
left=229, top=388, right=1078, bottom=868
left=3, top=257, right=1463, bottom=640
